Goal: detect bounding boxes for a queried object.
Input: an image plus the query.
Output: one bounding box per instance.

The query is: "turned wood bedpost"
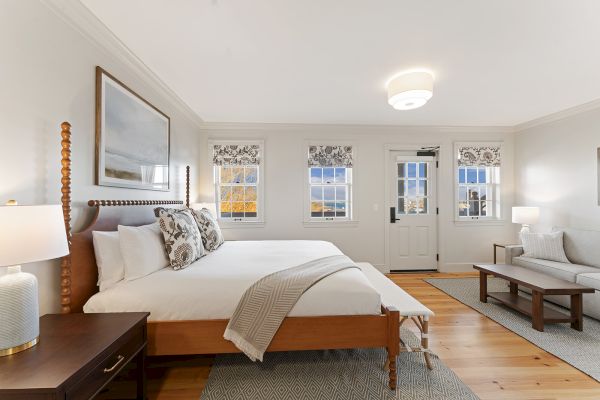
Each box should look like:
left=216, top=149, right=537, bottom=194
left=185, top=165, right=190, bottom=208
left=386, top=305, right=400, bottom=390
left=60, top=121, right=72, bottom=314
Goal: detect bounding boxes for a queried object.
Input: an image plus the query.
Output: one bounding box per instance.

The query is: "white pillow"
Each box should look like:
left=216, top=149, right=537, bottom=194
left=118, top=223, right=169, bottom=281
left=521, top=231, right=571, bottom=263
left=92, top=231, right=125, bottom=291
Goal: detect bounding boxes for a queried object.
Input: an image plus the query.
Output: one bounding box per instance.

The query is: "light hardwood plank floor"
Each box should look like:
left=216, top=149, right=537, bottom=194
left=98, top=272, right=600, bottom=400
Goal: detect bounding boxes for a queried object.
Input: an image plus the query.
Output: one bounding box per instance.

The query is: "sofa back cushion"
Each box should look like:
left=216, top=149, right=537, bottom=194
left=553, top=226, right=600, bottom=268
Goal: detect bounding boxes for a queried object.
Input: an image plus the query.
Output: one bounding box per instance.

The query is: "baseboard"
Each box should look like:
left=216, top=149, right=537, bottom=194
left=439, top=263, right=477, bottom=273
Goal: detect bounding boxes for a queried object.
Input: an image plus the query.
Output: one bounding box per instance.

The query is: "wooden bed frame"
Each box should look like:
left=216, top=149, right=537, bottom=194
left=58, top=122, right=400, bottom=389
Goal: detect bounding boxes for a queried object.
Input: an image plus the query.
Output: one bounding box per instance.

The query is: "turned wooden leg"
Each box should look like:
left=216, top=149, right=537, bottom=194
left=571, top=293, right=583, bottom=331
left=422, top=317, right=433, bottom=370
left=385, top=306, right=400, bottom=390
left=479, top=271, right=488, bottom=303
left=532, top=291, right=545, bottom=332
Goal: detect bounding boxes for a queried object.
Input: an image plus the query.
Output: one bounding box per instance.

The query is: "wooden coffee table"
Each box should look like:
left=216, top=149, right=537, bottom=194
left=473, top=264, right=594, bottom=332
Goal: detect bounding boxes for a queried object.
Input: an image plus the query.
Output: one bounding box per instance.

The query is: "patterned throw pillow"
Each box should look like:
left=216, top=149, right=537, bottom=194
left=521, top=231, right=571, bottom=263
left=191, top=208, right=224, bottom=251
left=154, top=208, right=205, bottom=270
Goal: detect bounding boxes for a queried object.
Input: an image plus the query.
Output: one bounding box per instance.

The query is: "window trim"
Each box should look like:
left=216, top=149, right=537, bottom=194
left=303, top=141, right=358, bottom=226
left=453, top=141, right=503, bottom=223
left=209, top=139, right=265, bottom=227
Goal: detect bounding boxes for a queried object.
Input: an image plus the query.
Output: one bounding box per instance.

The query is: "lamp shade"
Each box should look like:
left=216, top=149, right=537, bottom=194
left=191, top=202, right=217, bottom=218
left=0, top=205, right=69, bottom=267
left=512, top=206, right=540, bottom=225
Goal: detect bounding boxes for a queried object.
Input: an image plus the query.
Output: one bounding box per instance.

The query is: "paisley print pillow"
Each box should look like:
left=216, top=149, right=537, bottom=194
left=154, top=208, right=205, bottom=270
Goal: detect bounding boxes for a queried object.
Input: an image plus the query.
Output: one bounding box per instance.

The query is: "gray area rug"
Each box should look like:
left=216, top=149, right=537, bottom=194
left=426, top=277, right=600, bottom=381
left=200, top=328, right=479, bottom=400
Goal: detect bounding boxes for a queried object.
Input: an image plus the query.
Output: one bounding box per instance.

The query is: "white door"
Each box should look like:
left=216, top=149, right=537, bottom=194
left=388, top=152, right=438, bottom=271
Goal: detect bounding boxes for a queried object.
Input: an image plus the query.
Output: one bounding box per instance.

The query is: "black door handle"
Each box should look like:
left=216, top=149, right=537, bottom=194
left=390, top=207, right=400, bottom=223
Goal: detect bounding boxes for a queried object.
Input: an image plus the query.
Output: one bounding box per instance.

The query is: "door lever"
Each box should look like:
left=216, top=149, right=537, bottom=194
left=390, top=207, right=400, bottom=223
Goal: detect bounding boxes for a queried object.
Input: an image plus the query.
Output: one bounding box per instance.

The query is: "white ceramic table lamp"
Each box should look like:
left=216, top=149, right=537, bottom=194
left=0, top=203, right=69, bottom=356
left=512, top=206, right=540, bottom=238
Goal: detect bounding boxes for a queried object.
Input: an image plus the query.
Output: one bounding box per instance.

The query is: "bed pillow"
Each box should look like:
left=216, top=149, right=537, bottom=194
left=191, top=208, right=224, bottom=251
left=521, top=231, right=571, bottom=263
left=119, top=223, right=170, bottom=281
left=92, top=230, right=124, bottom=291
left=155, top=208, right=205, bottom=270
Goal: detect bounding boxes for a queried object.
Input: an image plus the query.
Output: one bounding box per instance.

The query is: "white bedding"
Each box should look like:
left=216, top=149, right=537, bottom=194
left=83, top=240, right=382, bottom=321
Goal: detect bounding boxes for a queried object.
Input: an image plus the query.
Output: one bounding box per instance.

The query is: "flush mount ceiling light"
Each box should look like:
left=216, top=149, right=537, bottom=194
left=386, top=70, right=434, bottom=110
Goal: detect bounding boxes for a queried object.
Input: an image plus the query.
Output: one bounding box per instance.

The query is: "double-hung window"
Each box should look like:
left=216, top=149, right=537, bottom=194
left=212, top=141, right=263, bottom=223
left=307, top=145, right=353, bottom=222
left=455, top=143, right=501, bottom=220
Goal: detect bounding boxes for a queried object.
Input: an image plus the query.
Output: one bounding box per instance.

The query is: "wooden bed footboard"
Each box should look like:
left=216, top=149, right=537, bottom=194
left=148, top=307, right=400, bottom=389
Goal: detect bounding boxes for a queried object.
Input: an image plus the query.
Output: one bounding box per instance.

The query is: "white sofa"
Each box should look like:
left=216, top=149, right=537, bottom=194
left=505, top=227, right=600, bottom=320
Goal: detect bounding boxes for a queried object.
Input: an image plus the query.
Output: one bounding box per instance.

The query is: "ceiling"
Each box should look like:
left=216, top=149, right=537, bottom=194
left=81, top=0, right=600, bottom=126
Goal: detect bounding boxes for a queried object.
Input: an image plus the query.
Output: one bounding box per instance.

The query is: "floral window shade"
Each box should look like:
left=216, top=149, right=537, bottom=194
left=308, top=145, right=353, bottom=168
left=213, top=144, right=260, bottom=166
left=457, top=146, right=501, bottom=167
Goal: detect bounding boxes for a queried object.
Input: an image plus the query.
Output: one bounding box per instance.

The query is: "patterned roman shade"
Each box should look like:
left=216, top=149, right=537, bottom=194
left=457, top=145, right=501, bottom=167
left=307, top=145, right=353, bottom=167
left=213, top=144, right=260, bottom=166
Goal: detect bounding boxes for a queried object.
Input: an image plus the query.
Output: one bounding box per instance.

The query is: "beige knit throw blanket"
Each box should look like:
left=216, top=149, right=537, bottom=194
left=223, top=254, right=359, bottom=361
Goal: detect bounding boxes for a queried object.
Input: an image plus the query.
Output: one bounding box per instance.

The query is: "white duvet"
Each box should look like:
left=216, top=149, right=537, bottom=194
left=83, top=240, right=382, bottom=321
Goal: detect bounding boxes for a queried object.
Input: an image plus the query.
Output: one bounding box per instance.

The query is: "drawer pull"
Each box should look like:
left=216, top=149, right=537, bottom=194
left=103, top=355, right=125, bottom=373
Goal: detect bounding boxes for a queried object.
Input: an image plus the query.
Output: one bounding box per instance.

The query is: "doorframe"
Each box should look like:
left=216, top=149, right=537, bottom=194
left=383, top=144, right=443, bottom=272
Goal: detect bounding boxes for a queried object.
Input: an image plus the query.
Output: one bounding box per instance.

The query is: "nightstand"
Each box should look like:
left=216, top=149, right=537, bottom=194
left=0, top=312, right=149, bottom=400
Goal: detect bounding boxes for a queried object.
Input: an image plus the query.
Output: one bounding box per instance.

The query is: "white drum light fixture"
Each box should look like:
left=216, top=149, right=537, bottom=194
left=386, top=70, right=434, bottom=110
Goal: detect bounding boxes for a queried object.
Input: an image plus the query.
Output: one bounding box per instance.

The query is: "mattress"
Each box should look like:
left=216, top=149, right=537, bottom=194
left=83, top=240, right=382, bottom=321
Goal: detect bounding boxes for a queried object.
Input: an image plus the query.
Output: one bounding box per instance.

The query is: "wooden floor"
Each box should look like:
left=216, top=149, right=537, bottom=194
left=99, top=272, right=600, bottom=400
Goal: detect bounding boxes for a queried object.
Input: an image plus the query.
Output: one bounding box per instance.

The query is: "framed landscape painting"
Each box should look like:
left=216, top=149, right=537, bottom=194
left=95, top=66, right=170, bottom=191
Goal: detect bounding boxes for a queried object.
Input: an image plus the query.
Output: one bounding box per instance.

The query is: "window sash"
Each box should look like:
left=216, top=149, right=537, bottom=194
left=308, top=167, right=352, bottom=221
left=456, top=165, right=499, bottom=220
left=214, top=163, right=261, bottom=222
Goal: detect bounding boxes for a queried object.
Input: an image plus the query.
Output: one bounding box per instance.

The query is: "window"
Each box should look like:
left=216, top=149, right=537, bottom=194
left=307, top=145, right=353, bottom=222
left=396, top=161, right=430, bottom=215
left=455, top=143, right=501, bottom=220
left=212, top=142, right=263, bottom=223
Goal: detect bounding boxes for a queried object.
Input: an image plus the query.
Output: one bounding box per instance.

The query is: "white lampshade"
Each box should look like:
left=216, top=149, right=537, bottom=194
left=512, top=206, right=540, bottom=225
left=0, top=204, right=69, bottom=267
left=386, top=71, right=434, bottom=110
left=0, top=204, right=69, bottom=356
left=191, top=202, right=217, bottom=218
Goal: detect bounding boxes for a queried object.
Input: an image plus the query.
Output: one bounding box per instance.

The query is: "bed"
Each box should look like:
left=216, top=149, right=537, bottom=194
left=57, top=121, right=424, bottom=390
left=83, top=240, right=382, bottom=320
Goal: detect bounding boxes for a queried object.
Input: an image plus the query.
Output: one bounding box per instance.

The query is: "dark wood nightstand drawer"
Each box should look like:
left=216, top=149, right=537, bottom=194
left=66, top=324, right=145, bottom=400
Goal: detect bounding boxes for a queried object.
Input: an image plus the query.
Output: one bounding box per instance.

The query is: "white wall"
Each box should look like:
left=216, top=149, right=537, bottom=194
left=199, top=123, right=516, bottom=272
left=0, top=1, right=201, bottom=315
left=515, top=107, right=600, bottom=232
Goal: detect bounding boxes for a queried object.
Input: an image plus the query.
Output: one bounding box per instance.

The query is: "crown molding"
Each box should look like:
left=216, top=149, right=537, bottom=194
left=40, top=0, right=203, bottom=129
left=199, top=121, right=514, bottom=134
left=514, top=98, right=600, bottom=132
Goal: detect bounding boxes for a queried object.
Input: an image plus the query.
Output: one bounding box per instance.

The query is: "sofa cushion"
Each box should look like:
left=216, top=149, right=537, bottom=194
left=513, top=256, right=598, bottom=282
left=553, top=226, right=600, bottom=268
left=575, top=273, right=600, bottom=291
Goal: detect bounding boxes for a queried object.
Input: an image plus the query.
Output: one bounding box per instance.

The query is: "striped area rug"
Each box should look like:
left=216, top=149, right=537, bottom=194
left=426, top=277, right=600, bottom=381
left=200, top=328, right=479, bottom=400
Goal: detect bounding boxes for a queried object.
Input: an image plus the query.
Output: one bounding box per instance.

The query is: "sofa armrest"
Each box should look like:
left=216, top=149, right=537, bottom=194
left=505, top=245, right=524, bottom=265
